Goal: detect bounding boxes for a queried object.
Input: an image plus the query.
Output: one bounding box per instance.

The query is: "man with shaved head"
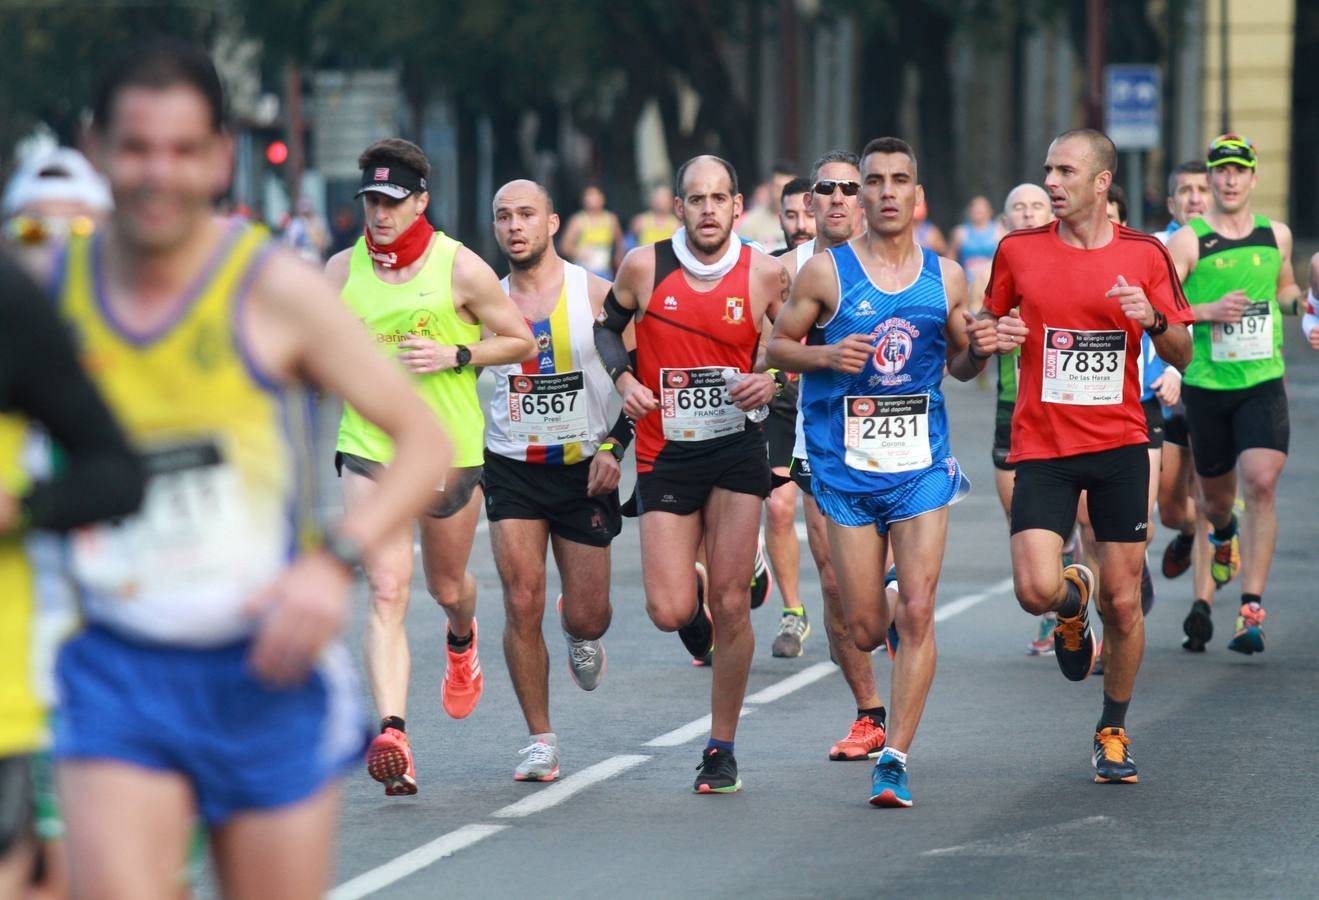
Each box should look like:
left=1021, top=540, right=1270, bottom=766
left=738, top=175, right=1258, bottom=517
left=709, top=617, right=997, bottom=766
left=486, top=180, right=632, bottom=781
left=982, top=128, right=1193, bottom=784
left=595, top=154, right=788, bottom=794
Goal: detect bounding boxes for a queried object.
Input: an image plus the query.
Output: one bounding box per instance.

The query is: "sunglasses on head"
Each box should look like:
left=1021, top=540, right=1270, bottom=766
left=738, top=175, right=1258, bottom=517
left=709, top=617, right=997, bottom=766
left=812, top=179, right=860, bottom=197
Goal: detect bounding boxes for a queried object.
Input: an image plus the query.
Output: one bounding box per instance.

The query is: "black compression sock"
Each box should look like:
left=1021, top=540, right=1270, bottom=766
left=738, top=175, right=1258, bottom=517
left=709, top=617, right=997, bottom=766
left=1242, top=593, right=1263, bottom=608
left=859, top=706, right=887, bottom=725
left=381, top=716, right=405, bottom=733
left=1212, top=516, right=1237, bottom=543
left=1098, top=694, right=1129, bottom=731
left=1173, top=531, right=1194, bottom=548
left=447, top=629, right=473, bottom=650
left=1058, top=579, right=1082, bottom=619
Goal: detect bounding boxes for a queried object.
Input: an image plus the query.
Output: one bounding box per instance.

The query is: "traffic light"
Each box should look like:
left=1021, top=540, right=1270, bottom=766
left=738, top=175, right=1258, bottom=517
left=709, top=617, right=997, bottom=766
left=265, top=140, right=289, bottom=166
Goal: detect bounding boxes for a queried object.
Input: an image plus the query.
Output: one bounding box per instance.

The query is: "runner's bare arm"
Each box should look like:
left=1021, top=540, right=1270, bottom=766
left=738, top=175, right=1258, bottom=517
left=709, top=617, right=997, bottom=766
left=1305, top=252, right=1319, bottom=348
left=1272, top=221, right=1303, bottom=314
left=941, top=258, right=993, bottom=382
left=1166, top=225, right=1244, bottom=323
left=451, top=246, right=536, bottom=364
left=594, top=247, right=657, bottom=418
left=767, top=252, right=867, bottom=374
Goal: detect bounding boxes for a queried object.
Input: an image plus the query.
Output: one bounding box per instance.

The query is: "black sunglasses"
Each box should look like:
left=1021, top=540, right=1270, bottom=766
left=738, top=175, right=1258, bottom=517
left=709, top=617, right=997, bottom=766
left=813, top=179, right=861, bottom=197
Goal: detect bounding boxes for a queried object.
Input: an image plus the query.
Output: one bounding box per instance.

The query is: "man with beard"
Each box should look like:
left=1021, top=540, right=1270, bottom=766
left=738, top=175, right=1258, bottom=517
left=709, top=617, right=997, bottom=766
left=595, top=155, right=786, bottom=793
left=486, top=180, right=631, bottom=781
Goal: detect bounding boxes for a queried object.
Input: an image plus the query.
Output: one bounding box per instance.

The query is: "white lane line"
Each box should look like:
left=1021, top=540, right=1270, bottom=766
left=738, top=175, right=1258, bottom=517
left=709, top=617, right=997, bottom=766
left=932, top=577, right=1014, bottom=622
left=744, top=661, right=837, bottom=705
left=644, top=707, right=755, bottom=748
left=328, top=823, right=509, bottom=900
left=921, top=815, right=1112, bottom=857
left=491, top=754, right=651, bottom=819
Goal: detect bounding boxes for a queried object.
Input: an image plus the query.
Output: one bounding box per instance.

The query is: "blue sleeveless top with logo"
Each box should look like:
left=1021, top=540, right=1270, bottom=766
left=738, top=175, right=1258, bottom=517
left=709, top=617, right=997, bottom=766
left=801, top=243, right=953, bottom=495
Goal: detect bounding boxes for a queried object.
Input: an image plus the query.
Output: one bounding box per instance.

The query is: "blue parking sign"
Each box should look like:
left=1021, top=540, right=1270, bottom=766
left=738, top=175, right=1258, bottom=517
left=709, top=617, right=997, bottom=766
left=1105, top=65, right=1161, bottom=150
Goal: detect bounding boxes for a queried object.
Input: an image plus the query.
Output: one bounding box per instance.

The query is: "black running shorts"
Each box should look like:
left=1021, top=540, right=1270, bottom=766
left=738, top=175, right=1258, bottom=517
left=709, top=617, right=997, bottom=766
left=765, top=381, right=799, bottom=471
left=482, top=451, right=621, bottom=547
left=632, top=427, right=771, bottom=516
left=1182, top=378, right=1289, bottom=478
left=992, top=400, right=1015, bottom=471
left=1163, top=410, right=1190, bottom=448
left=788, top=455, right=813, bottom=496
left=1011, top=444, right=1150, bottom=543
left=1142, top=397, right=1165, bottom=449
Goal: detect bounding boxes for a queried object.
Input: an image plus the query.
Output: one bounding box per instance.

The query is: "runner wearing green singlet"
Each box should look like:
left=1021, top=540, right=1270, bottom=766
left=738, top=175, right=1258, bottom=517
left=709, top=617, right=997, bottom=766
left=327, top=138, right=535, bottom=796
left=1166, top=134, right=1308, bottom=655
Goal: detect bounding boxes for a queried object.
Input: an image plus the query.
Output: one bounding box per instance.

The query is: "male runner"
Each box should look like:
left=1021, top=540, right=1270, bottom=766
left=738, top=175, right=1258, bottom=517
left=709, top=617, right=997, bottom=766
left=488, top=179, right=630, bottom=781
left=1306, top=253, right=1319, bottom=348
left=51, top=41, right=452, bottom=898
left=327, top=138, right=535, bottom=795
left=595, top=155, right=784, bottom=793
left=757, top=173, right=816, bottom=655
left=1166, top=134, right=1306, bottom=655
left=770, top=137, right=994, bottom=807
left=1154, top=162, right=1211, bottom=588
left=979, top=183, right=1063, bottom=655
left=986, top=128, right=1193, bottom=784
left=0, top=257, right=143, bottom=899
left=781, top=150, right=893, bottom=760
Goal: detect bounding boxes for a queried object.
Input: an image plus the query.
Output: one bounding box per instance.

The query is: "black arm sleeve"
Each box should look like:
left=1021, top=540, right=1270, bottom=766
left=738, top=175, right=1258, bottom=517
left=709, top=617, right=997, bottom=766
left=0, top=258, right=145, bottom=531
left=593, top=289, right=635, bottom=382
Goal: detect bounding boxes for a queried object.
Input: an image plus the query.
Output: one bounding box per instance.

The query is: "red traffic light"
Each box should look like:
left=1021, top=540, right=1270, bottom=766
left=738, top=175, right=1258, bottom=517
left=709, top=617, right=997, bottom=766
left=265, top=140, right=289, bottom=165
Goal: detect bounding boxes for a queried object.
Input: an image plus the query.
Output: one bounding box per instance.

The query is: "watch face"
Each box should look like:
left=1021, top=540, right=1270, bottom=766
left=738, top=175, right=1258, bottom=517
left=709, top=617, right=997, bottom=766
left=456, top=346, right=471, bottom=366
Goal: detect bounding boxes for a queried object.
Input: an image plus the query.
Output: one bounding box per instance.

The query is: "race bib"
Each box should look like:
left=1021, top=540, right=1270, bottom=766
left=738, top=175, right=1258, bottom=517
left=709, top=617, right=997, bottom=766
left=659, top=367, right=744, bottom=441
left=506, top=371, right=590, bottom=444
left=71, top=440, right=252, bottom=599
left=1041, top=327, right=1126, bottom=405
left=1211, top=301, right=1273, bottom=361
left=843, top=394, right=931, bottom=473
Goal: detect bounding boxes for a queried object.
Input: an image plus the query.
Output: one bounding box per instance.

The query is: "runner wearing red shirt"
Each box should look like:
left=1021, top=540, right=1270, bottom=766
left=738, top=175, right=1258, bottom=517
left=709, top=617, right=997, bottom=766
left=982, top=129, right=1192, bottom=784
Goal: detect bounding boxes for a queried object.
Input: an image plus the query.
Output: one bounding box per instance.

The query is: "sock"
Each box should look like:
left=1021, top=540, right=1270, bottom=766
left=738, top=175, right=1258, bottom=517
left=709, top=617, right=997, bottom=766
left=1098, top=694, right=1130, bottom=731
left=879, top=747, right=908, bottom=767
left=530, top=731, right=557, bottom=747
left=859, top=706, right=886, bottom=726
left=1058, top=578, right=1082, bottom=619
left=381, top=716, right=405, bottom=734
left=783, top=606, right=805, bottom=617
left=1173, top=531, right=1194, bottom=548
left=447, top=629, right=473, bottom=650
left=706, top=738, right=734, bottom=754
left=1212, top=516, right=1237, bottom=544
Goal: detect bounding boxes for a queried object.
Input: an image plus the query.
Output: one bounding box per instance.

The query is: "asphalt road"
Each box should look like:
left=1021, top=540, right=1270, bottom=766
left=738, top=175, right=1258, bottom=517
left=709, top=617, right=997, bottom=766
left=319, top=335, right=1319, bottom=899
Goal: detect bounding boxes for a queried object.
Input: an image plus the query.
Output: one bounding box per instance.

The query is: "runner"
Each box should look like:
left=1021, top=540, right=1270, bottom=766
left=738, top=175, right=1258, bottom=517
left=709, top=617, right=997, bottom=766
left=984, top=128, right=1193, bottom=784
left=594, top=154, right=785, bottom=793
left=780, top=149, right=892, bottom=758
left=1165, top=134, right=1307, bottom=655
left=0, top=256, right=143, bottom=899
left=561, top=183, right=626, bottom=277
left=488, top=179, right=630, bottom=781
left=1306, top=253, right=1319, bottom=348
left=949, top=194, right=1003, bottom=278
left=629, top=183, right=679, bottom=248
left=51, top=40, right=452, bottom=898
left=327, top=138, right=535, bottom=795
left=776, top=177, right=816, bottom=251
left=980, top=183, right=1062, bottom=656
left=769, top=136, right=994, bottom=807
left=1153, top=162, right=1211, bottom=595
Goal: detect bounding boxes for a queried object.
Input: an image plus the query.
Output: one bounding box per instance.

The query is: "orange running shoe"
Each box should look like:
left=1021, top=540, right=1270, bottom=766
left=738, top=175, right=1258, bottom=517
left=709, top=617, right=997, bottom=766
left=829, top=716, right=887, bottom=761
left=366, top=727, right=417, bottom=796
left=443, top=619, right=484, bottom=719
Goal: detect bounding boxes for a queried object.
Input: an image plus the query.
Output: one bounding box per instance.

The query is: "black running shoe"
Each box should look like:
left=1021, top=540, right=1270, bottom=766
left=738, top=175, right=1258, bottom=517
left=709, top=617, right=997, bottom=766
left=1182, top=599, right=1213, bottom=652
left=694, top=747, right=741, bottom=793
left=679, top=563, right=715, bottom=664
left=1054, top=564, right=1097, bottom=681
left=1161, top=532, right=1193, bottom=579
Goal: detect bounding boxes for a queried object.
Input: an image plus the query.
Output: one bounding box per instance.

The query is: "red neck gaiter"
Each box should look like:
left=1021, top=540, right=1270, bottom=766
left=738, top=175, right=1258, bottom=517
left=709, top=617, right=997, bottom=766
left=364, top=214, right=433, bottom=269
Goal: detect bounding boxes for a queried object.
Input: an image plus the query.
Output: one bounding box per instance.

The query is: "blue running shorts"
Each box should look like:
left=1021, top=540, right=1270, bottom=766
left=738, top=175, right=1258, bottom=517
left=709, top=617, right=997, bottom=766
left=813, top=455, right=970, bottom=534
left=54, top=625, right=368, bottom=825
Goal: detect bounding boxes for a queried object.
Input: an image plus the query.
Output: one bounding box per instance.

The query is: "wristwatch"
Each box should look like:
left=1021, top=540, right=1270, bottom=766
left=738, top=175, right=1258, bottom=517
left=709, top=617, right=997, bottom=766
left=454, top=345, right=472, bottom=370
left=1144, top=311, right=1168, bottom=336
left=598, top=440, right=625, bottom=462
left=321, top=529, right=364, bottom=572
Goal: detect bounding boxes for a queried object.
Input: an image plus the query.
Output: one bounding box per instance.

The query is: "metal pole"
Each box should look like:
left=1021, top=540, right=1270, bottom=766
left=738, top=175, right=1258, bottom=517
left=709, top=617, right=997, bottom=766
left=1086, top=0, right=1106, bottom=129
left=1126, top=150, right=1143, bottom=230
left=1219, top=0, right=1230, bottom=133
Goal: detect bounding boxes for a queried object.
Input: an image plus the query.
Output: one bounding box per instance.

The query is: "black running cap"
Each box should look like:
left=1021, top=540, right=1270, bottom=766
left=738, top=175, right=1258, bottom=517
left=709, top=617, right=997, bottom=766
left=356, top=162, right=428, bottom=199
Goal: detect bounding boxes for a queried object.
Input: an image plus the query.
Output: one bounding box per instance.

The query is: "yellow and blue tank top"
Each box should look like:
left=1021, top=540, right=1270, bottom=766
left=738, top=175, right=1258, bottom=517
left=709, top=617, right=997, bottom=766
left=486, top=262, right=613, bottom=464
left=0, top=414, right=41, bottom=754
left=336, top=233, right=483, bottom=467
left=58, top=222, right=320, bottom=647
left=801, top=245, right=953, bottom=494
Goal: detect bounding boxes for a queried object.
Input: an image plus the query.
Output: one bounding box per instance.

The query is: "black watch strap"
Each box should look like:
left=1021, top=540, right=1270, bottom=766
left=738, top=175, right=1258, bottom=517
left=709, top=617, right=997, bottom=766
left=1144, top=310, right=1168, bottom=336
left=454, top=344, right=472, bottom=370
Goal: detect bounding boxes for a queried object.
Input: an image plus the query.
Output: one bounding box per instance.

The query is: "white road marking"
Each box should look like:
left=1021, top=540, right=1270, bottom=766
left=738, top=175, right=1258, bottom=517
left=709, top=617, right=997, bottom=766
left=332, top=576, right=1017, bottom=895
left=743, top=661, right=837, bottom=705
left=491, top=754, right=651, bottom=819
left=644, top=707, right=755, bottom=748
left=921, top=815, right=1113, bottom=857
left=328, top=823, right=509, bottom=900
